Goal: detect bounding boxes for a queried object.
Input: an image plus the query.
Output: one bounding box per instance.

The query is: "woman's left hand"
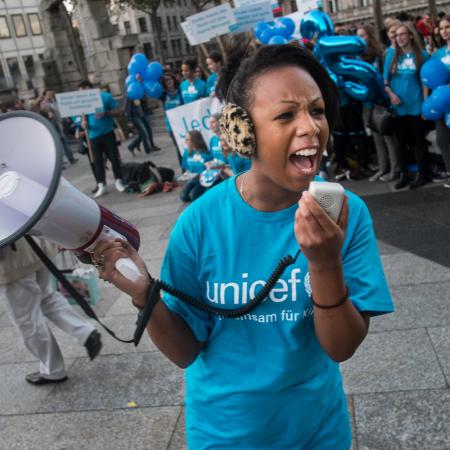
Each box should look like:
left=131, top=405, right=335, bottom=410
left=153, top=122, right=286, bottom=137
left=294, top=191, right=349, bottom=270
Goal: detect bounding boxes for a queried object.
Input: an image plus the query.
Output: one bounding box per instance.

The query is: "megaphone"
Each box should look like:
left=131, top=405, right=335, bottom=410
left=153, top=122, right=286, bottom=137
left=0, top=111, right=141, bottom=281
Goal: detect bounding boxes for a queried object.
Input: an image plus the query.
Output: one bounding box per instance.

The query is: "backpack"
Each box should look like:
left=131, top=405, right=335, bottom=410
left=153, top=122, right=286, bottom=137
left=122, top=161, right=174, bottom=193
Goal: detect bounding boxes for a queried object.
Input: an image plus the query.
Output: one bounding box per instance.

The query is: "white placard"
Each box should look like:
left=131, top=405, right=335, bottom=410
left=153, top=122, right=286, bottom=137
left=295, top=0, right=321, bottom=17
left=233, top=2, right=274, bottom=34
left=180, top=21, right=197, bottom=46
left=185, top=4, right=237, bottom=44
left=166, top=97, right=222, bottom=155
left=55, top=89, right=103, bottom=118
left=234, top=0, right=279, bottom=9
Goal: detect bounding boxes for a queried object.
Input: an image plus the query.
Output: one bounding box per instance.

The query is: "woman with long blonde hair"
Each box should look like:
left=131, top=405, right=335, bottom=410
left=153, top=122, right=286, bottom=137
left=383, top=21, right=430, bottom=189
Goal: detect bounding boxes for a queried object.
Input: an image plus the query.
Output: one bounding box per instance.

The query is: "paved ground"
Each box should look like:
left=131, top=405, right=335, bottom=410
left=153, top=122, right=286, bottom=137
left=0, top=111, right=449, bottom=450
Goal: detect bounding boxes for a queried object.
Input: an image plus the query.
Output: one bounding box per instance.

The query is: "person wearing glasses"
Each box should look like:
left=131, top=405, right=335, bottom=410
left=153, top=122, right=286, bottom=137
left=383, top=22, right=430, bottom=189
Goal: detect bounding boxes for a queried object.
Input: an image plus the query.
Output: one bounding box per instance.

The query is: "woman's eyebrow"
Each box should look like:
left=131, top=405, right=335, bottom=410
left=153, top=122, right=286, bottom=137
left=271, top=97, right=324, bottom=110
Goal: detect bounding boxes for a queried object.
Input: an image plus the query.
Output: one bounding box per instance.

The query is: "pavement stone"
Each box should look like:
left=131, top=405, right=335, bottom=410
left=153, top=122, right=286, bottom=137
left=427, top=326, right=450, bottom=386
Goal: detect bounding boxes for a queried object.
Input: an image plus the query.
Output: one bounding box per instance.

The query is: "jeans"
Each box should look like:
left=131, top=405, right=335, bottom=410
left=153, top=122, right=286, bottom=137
left=129, top=116, right=155, bottom=153
left=180, top=176, right=207, bottom=202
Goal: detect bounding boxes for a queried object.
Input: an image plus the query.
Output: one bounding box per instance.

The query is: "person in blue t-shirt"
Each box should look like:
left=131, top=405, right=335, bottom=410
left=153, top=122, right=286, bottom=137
left=179, top=130, right=212, bottom=202
left=161, top=72, right=184, bottom=169
left=208, top=113, right=226, bottom=163
left=431, top=15, right=450, bottom=187
left=94, top=44, right=394, bottom=450
left=206, top=51, right=223, bottom=96
left=383, top=22, right=430, bottom=190
left=78, top=80, right=126, bottom=198
left=180, top=59, right=207, bottom=104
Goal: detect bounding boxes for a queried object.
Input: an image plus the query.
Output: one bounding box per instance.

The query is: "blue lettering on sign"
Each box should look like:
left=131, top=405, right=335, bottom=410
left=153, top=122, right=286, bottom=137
left=178, top=108, right=213, bottom=140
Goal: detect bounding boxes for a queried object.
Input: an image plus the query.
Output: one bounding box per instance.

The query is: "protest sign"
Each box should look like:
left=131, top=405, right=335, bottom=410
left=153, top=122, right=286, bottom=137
left=185, top=4, right=237, bottom=44
left=233, top=1, right=274, bottom=34
left=234, top=0, right=279, bottom=10
left=55, top=89, right=103, bottom=118
left=166, top=97, right=222, bottom=154
left=180, top=21, right=197, bottom=46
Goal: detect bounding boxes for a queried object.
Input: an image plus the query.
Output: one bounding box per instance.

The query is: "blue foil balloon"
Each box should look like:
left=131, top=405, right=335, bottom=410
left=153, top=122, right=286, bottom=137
left=422, top=97, right=444, bottom=121
left=268, top=35, right=288, bottom=45
left=144, top=80, right=163, bottom=99
left=445, top=112, right=450, bottom=129
left=420, top=59, right=449, bottom=90
left=145, top=61, right=164, bottom=82
left=127, top=82, right=145, bottom=100
left=300, top=10, right=334, bottom=40
left=318, top=35, right=367, bottom=59
left=259, top=27, right=276, bottom=44
left=429, top=85, right=450, bottom=113
left=278, top=17, right=295, bottom=36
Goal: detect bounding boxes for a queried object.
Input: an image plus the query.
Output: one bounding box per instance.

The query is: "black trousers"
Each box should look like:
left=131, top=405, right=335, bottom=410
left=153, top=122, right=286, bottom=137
left=395, top=115, right=430, bottom=177
left=91, top=130, right=122, bottom=184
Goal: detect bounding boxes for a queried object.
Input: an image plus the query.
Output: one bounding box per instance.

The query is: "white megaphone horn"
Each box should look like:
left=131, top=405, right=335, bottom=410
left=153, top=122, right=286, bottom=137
left=0, top=111, right=141, bottom=281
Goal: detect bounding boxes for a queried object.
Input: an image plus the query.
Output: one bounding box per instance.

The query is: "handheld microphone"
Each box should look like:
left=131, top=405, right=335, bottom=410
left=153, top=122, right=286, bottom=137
left=308, top=181, right=345, bottom=223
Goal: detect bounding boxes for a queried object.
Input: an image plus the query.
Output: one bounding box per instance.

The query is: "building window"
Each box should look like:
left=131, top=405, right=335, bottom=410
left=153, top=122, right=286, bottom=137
left=7, top=57, right=21, bottom=82
left=23, top=55, right=35, bottom=79
left=143, top=42, right=153, bottom=59
left=0, top=16, right=11, bottom=38
left=27, top=13, right=42, bottom=35
left=161, top=39, right=168, bottom=53
left=157, top=16, right=163, bottom=32
left=138, top=17, right=148, bottom=33
left=172, top=38, right=182, bottom=56
left=167, top=16, right=172, bottom=31
left=123, top=20, right=132, bottom=34
left=12, top=15, right=27, bottom=37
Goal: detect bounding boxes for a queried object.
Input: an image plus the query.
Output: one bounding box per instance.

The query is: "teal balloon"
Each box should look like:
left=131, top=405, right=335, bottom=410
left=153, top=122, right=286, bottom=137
left=259, top=27, right=275, bottom=44
left=429, top=85, right=450, bottom=113
left=144, top=80, right=163, bottom=99
left=269, top=35, right=288, bottom=45
left=278, top=17, right=295, bottom=36
left=420, top=59, right=449, bottom=90
left=145, top=61, right=164, bottom=82
left=422, top=97, right=444, bottom=121
left=445, top=112, right=450, bottom=129
left=127, top=82, right=145, bottom=100
left=300, top=10, right=334, bottom=40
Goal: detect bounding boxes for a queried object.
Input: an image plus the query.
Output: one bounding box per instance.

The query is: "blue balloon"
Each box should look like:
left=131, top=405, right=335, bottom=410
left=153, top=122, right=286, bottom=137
left=144, top=80, right=163, bottom=99
left=254, top=21, right=269, bottom=39
left=129, top=53, right=148, bottom=76
left=300, top=10, right=334, bottom=40
left=420, top=59, right=449, bottom=90
left=259, top=27, right=276, bottom=44
left=127, top=82, right=145, bottom=100
left=268, top=35, right=288, bottom=45
left=422, top=97, right=444, bottom=121
left=145, top=61, right=164, bottom=82
left=278, top=17, right=295, bottom=36
left=274, top=21, right=291, bottom=38
left=430, top=85, right=450, bottom=113
left=125, top=75, right=136, bottom=87
left=446, top=112, right=450, bottom=129
left=318, top=35, right=367, bottom=59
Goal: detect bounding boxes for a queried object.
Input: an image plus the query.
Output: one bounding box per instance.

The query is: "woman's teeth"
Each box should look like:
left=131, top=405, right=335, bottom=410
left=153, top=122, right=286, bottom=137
left=294, top=148, right=317, bottom=157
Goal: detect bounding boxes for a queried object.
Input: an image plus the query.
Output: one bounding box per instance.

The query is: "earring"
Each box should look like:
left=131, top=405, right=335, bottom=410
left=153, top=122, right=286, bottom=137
left=219, top=103, right=256, bottom=157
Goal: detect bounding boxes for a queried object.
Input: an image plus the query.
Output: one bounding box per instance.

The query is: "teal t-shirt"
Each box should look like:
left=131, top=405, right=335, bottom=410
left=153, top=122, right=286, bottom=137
left=164, top=90, right=183, bottom=132
left=383, top=49, right=429, bottom=116
left=432, top=46, right=450, bottom=71
left=208, top=135, right=225, bottom=162
left=180, top=79, right=207, bottom=104
left=181, top=149, right=213, bottom=174
left=161, top=177, right=394, bottom=450
left=206, top=72, right=218, bottom=95
left=86, top=91, right=117, bottom=140
left=228, top=153, right=252, bottom=174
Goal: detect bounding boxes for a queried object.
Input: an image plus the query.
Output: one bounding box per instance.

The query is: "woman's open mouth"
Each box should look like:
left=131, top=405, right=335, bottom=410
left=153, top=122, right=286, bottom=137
left=290, top=148, right=318, bottom=176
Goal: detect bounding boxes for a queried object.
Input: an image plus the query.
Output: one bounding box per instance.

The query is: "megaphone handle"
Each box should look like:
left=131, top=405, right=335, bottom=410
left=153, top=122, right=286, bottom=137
left=115, top=257, right=141, bottom=282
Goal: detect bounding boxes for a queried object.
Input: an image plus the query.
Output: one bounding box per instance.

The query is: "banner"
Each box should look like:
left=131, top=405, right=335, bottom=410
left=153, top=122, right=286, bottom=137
left=185, top=4, right=237, bottom=45
left=235, top=0, right=279, bottom=10
left=55, top=89, right=103, bottom=118
left=233, top=2, right=274, bottom=34
left=166, top=97, right=222, bottom=155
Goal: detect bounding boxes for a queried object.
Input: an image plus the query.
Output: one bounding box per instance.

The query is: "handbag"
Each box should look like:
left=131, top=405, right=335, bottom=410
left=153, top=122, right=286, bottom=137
left=368, top=105, right=396, bottom=136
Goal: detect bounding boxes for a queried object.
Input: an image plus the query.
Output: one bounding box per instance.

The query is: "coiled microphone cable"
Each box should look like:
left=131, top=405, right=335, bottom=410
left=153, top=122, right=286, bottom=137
left=134, top=250, right=301, bottom=345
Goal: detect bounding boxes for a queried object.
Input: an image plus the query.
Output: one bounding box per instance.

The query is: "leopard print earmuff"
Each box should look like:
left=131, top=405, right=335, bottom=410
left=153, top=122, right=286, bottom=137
left=219, top=103, right=256, bottom=157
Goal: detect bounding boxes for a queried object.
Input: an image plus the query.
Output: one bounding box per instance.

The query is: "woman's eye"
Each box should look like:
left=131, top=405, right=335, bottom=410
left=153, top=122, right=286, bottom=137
left=311, top=107, right=325, bottom=116
left=275, top=112, right=294, bottom=121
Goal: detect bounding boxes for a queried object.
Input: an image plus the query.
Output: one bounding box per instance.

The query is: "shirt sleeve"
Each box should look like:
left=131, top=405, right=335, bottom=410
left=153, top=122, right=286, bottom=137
left=342, top=194, right=394, bottom=316
left=383, top=51, right=393, bottom=82
left=160, top=209, right=214, bottom=342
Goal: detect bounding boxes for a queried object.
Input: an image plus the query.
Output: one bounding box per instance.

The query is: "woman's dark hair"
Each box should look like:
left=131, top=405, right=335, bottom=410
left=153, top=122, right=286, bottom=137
left=182, top=59, right=197, bottom=72
left=161, top=72, right=179, bottom=91
left=78, top=80, right=93, bottom=89
left=207, top=51, right=224, bottom=64
left=187, top=130, right=208, bottom=153
left=215, top=40, right=340, bottom=131
left=357, top=24, right=384, bottom=63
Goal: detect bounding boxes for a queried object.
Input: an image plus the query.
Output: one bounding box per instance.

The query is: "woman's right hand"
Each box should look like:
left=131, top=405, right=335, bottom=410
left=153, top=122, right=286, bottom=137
left=92, top=239, right=151, bottom=308
left=389, top=92, right=401, bottom=106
